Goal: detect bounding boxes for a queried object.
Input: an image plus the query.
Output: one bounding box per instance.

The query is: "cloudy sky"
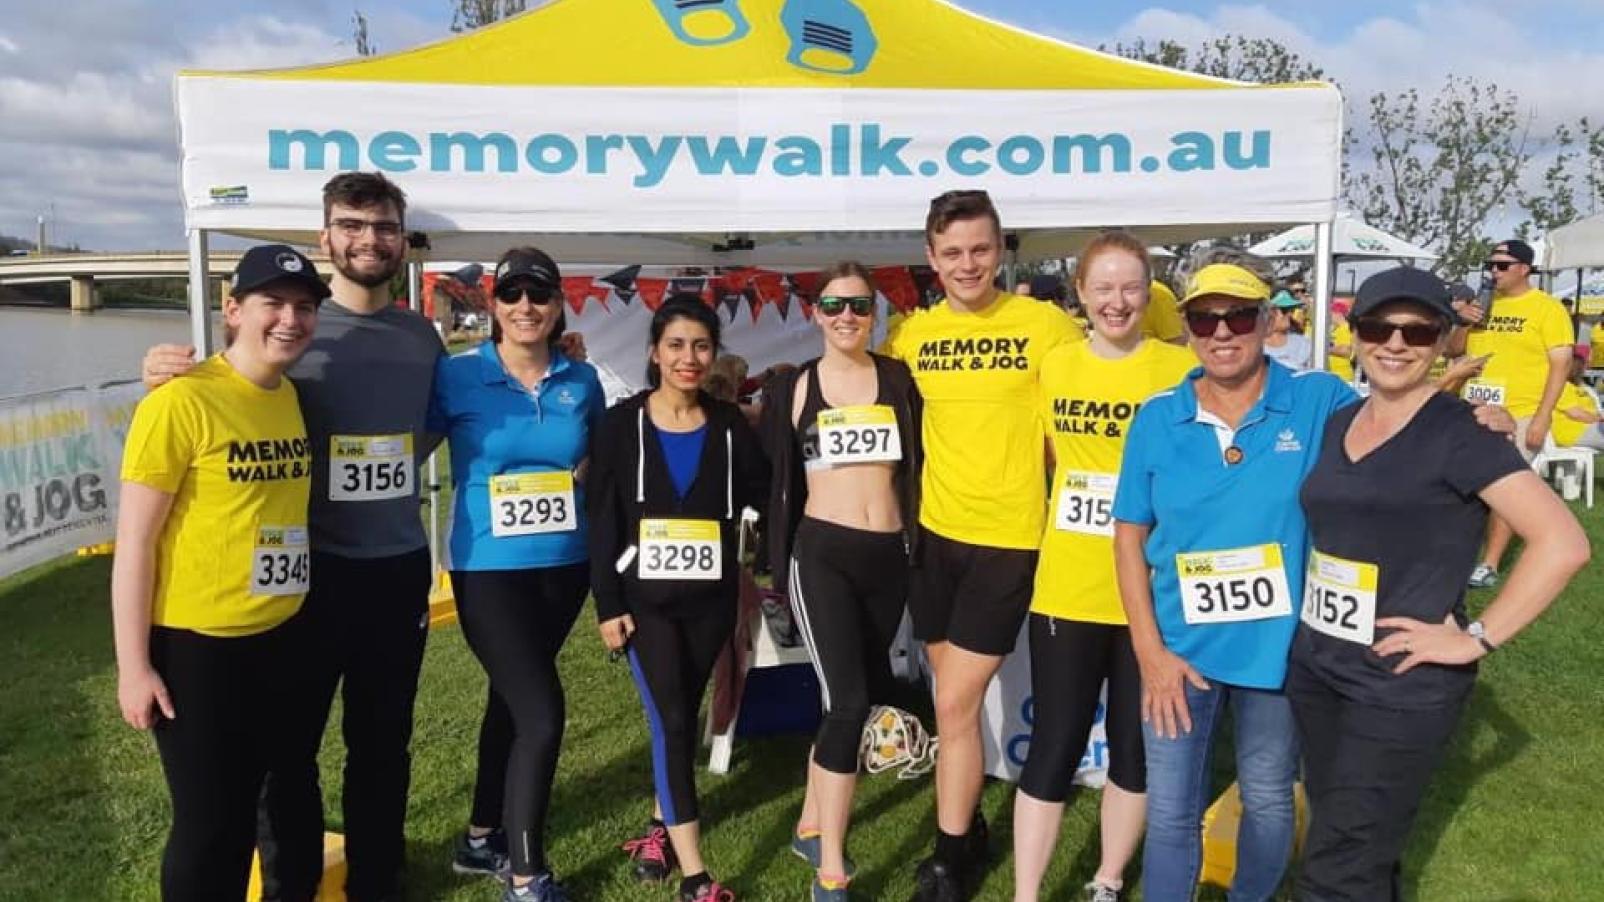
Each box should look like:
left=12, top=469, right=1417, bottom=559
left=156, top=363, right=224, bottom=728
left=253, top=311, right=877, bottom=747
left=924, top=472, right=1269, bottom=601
left=1, top=0, right=1600, bottom=250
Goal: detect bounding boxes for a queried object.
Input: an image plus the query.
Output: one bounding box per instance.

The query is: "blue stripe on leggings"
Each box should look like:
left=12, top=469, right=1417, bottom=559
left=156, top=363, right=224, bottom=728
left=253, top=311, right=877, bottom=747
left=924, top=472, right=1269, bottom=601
left=626, top=646, right=679, bottom=825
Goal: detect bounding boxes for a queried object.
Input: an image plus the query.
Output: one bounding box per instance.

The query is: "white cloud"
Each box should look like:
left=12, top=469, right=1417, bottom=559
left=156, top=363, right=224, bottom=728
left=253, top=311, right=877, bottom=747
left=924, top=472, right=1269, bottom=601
left=0, top=34, right=18, bottom=55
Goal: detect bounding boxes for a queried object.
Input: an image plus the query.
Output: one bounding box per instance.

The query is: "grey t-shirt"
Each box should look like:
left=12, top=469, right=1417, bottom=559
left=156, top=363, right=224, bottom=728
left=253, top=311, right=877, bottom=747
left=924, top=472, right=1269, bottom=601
left=289, top=299, right=444, bottom=558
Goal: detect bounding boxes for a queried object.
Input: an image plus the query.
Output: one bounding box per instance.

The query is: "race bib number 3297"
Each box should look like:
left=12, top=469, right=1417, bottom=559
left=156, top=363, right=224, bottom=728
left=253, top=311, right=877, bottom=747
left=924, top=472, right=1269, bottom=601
left=1176, top=543, right=1293, bottom=625
left=490, top=472, right=577, bottom=536
left=817, top=405, right=901, bottom=465
left=329, top=434, right=413, bottom=502
left=638, top=518, right=721, bottom=581
left=251, top=525, right=309, bottom=596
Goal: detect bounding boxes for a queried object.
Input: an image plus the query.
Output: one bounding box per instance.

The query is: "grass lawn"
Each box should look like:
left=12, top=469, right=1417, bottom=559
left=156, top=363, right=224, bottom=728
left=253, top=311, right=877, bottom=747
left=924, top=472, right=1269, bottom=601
left=2, top=504, right=1602, bottom=901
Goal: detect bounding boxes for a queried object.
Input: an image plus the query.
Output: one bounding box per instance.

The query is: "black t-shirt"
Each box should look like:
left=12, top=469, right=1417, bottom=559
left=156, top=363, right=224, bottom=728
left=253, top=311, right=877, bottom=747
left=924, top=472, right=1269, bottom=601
left=1290, top=392, right=1528, bottom=708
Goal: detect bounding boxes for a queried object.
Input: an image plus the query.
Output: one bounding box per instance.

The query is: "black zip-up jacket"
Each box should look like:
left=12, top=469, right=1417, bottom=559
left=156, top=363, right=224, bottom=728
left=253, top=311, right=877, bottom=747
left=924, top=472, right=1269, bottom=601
left=762, top=353, right=924, bottom=594
left=587, top=390, right=770, bottom=621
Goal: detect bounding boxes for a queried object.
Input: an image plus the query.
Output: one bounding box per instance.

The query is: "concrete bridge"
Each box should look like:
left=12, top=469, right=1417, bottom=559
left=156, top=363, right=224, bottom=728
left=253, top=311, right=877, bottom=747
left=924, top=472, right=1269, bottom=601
left=0, top=251, right=330, bottom=311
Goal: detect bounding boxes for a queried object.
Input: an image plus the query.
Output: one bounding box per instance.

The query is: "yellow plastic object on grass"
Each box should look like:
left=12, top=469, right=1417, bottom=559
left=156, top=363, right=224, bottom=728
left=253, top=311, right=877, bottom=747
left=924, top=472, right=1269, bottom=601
left=247, top=832, right=346, bottom=901
left=1199, top=781, right=1311, bottom=889
left=428, top=568, right=457, bottom=629
left=77, top=543, right=115, bottom=556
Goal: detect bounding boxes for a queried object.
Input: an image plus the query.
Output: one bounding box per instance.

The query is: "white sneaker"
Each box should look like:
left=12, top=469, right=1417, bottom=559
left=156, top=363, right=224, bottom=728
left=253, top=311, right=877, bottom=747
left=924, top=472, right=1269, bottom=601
left=1467, top=564, right=1499, bottom=589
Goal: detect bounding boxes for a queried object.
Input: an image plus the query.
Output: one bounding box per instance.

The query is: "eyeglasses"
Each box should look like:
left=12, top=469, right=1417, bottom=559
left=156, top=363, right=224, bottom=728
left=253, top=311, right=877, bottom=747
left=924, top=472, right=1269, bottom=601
left=817, top=295, right=874, bottom=317
left=1184, top=305, right=1262, bottom=338
left=329, top=218, right=404, bottom=239
left=1352, top=318, right=1444, bottom=347
left=1482, top=260, right=1517, bottom=272
left=495, top=283, right=560, bottom=305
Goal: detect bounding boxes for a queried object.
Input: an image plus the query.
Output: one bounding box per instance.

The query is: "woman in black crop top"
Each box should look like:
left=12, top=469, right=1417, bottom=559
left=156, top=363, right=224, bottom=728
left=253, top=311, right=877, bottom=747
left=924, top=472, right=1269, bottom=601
left=761, top=262, right=923, bottom=901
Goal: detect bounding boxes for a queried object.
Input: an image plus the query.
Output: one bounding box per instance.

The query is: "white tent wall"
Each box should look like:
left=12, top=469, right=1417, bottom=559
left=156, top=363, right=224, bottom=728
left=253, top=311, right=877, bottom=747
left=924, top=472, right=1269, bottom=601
left=1545, top=213, right=1604, bottom=271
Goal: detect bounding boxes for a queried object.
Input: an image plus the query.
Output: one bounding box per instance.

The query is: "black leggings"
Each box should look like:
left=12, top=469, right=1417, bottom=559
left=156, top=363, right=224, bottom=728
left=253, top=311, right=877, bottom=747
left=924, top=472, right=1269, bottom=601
left=788, top=517, right=908, bottom=775
left=625, top=600, right=736, bottom=826
left=150, top=612, right=317, bottom=902
left=453, top=564, right=590, bottom=877
left=1018, top=613, right=1146, bottom=802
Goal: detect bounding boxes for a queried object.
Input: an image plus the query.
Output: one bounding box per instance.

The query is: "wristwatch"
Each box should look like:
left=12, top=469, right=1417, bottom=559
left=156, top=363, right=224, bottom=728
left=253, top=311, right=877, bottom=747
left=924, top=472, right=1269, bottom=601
left=1467, top=620, right=1498, bottom=654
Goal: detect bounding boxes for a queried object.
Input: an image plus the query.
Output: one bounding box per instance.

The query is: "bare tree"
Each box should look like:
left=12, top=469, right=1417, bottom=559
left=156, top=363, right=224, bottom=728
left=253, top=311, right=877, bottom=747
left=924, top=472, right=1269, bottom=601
left=450, top=0, right=528, bottom=32
left=351, top=9, right=377, bottom=57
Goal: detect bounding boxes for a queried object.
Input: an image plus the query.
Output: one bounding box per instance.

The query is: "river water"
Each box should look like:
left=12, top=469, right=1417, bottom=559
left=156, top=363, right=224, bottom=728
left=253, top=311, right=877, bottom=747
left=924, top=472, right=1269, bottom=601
left=1, top=307, right=221, bottom=399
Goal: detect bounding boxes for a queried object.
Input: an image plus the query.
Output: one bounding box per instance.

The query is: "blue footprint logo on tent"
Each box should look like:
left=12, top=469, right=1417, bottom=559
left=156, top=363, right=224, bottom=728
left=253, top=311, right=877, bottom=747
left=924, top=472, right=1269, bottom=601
left=780, top=0, right=877, bottom=75
left=650, top=0, right=751, bottom=46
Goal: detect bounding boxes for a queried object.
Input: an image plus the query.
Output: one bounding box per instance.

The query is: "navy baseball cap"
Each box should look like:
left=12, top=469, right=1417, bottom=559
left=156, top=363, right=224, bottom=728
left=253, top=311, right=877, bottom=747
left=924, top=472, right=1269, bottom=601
left=231, top=244, right=330, bottom=301
left=494, top=248, right=562, bottom=293
left=1349, top=267, right=1455, bottom=323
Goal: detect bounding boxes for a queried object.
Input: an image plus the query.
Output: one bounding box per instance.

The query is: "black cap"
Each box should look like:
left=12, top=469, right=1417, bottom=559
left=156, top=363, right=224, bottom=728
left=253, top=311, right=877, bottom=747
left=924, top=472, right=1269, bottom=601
left=1490, top=239, right=1537, bottom=268
left=231, top=244, right=330, bottom=300
left=1027, top=274, right=1066, bottom=302
left=494, top=248, right=561, bottom=293
left=1349, top=266, right=1455, bottom=323
left=1446, top=281, right=1475, bottom=302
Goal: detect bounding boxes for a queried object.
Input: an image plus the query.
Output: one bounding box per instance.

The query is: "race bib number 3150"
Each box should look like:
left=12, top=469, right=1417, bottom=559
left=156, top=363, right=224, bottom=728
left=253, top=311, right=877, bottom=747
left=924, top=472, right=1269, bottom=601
left=818, top=405, right=901, bottom=465
left=1301, top=550, right=1379, bottom=644
left=1176, top=543, right=1293, bottom=625
left=251, top=525, right=309, bottom=596
left=489, top=472, right=577, bottom=536
left=329, top=434, right=413, bottom=502
left=638, top=519, right=721, bottom=581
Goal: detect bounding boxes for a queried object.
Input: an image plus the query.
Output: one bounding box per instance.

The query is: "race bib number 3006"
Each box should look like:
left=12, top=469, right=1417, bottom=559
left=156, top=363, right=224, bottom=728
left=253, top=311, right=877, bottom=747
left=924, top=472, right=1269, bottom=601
left=1176, top=543, right=1293, bottom=625
left=251, top=525, right=309, bottom=596
left=329, top=434, right=414, bottom=502
left=817, top=405, right=901, bottom=465
left=1464, top=379, right=1506, bottom=406
left=489, top=472, right=577, bottom=536
left=638, top=519, right=722, bottom=581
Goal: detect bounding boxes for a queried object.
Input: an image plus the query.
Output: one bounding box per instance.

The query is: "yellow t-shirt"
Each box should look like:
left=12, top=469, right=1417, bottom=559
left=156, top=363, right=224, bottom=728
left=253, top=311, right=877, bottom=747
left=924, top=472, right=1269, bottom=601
left=121, top=354, right=312, bottom=637
left=1590, top=324, right=1604, bottom=368
left=1141, top=282, right=1185, bottom=342
left=1327, top=320, right=1354, bottom=382
left=1463, top=288, right=1575, bottom=417
left=884, top=292, right=1084, bottom=548
left=1032, top=340, right=1197, bottom=623
left=1552, top=383, right=1598, bottom=448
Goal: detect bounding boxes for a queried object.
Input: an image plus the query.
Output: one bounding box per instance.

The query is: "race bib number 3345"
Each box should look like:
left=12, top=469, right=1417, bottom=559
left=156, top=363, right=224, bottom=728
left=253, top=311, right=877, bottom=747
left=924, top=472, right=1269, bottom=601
left=638, top=518, right=721, bottom=581
left=818, top=405, right=901, bottom=465
left=1176, top=543, right=1293, bottom=625
left=251, top=525, right=309, bottom=596
left=490, top=472, right=577, bottom=536
left=329, top=434, right=413, bottom=502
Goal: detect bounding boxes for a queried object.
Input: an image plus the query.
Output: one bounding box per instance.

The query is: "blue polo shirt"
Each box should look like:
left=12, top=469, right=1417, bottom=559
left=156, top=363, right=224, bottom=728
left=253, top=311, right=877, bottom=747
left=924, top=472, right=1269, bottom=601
left=429, top=343, right=605, bottom=571
left=1113, top=360, right=1358, bottom=689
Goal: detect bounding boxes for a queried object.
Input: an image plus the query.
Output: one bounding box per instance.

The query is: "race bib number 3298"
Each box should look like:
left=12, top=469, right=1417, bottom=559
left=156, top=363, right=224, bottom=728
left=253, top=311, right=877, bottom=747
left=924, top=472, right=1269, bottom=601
left=251, top=525, right=309, bottom=596
left=638, top=518, right=721, bottom=581
left=1176, top=543, right=1293, bottom=625
left=489, top=472, right=577, bottom=536
left=329, top=434, right=413, bottom=502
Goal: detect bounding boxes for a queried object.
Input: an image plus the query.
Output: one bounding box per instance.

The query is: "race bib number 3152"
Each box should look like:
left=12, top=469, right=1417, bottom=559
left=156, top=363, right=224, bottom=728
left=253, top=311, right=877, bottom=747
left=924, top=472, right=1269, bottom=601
left=818, top=405, right=901, bottom=465
left=251, top=525, right=309, bottom=596
left=489, top=472, right=577, bottom=536
left=329, top=434, right=414, bottom=502
left=1176, top=543, right=1293, bottom=625
left=1301, top=550, right=1379, bottom=644
left=638, top=519, right=721, bottom=581
left=1055, top=471, right=1117, bottom=537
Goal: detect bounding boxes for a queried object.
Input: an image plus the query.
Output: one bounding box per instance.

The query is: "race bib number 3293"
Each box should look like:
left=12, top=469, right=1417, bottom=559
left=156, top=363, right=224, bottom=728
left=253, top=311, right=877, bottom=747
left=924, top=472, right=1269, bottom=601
left=489, top=472, right=577, bottom=537
left=817, top=405, right=901, bottom=465
left=251, top=525, right=309, bottom=596
left=1176, top=543, right=1293, bottom=625
left=329, top=434, right=413, bottom=502
left=638, top=518, right=721, bottom=581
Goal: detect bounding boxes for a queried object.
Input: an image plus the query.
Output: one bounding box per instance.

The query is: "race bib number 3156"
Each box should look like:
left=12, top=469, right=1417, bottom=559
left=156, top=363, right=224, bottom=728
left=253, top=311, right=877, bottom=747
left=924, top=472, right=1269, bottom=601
left=1176, top=543, right=1293, bottom=625
left=818, top=405, right=901, bottom=465
left=1301, top=550, right=1379, bottom=644
left=638, top=519, right=721, bottom=581
left=251, top=525, right=309, bottom=596
left=490, top=472, right=577, bottom=536
left=329, top=434, right=414, bottom=502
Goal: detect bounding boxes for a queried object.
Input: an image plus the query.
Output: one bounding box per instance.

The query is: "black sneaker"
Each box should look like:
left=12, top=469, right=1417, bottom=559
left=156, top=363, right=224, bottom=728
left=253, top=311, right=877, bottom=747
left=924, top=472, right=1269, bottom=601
left=910, top=857, right=965, bottom=902
left=964, top=810, right=990, bottom=867
left=453, top=828, right=509, bottom=878
left=621, top=822, right=677, bottom=882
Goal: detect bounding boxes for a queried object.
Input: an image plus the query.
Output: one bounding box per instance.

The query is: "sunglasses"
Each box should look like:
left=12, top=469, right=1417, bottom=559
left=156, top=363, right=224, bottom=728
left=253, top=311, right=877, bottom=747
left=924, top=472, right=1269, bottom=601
left=817, top=295, right=874, bottom=317
left=1482, top=260, right=1518, bottom=272
left=1352, top=318, right=1444, bottom=347
left=1184, top=305, right=1261, bottom=338
left=495, top=283, right=560, bottom=305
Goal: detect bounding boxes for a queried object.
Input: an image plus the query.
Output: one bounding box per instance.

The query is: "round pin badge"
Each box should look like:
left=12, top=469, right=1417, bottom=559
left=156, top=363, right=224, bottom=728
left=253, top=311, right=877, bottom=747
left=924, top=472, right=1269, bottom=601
left=1223, top=445, right=1245, bottom=465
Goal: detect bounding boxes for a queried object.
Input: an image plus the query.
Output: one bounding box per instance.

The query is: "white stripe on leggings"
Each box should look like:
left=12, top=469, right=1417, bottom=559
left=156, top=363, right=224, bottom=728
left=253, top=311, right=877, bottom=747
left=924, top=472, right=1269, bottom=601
left=788, top=552, right=833, bottom=714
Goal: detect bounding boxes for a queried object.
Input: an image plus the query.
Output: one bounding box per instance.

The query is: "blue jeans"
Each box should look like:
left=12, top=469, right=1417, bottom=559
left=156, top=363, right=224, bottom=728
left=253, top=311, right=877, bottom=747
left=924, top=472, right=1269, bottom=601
left=1141, top=680, right=1298, bottom=902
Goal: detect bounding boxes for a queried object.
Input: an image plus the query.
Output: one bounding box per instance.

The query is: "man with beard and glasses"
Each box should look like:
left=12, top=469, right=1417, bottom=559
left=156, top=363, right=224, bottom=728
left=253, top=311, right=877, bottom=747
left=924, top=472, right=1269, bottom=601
left=142, top=172, right=444, bottom=902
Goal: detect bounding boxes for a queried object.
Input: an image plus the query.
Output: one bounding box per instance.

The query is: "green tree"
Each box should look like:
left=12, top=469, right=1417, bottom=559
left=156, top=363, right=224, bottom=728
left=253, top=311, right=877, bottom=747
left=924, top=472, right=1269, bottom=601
left=1521, top=117, right=1604, bottom=237
left=1103, top=36, right=1326, bottom=84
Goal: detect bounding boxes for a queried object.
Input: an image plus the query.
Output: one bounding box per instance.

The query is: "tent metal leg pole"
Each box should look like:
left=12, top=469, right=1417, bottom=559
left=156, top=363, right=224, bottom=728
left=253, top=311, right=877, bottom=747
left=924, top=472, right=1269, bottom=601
left=1311, top=220, right=1335, bottom=371
left=187, top=229, right=213, bottom=355
left=407, top=259, right=442, bottom=574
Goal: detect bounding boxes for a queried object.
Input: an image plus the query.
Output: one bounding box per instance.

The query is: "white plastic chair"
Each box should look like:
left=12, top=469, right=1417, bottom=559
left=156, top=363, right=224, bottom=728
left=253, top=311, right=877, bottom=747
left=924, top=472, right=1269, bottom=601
left=1532, top=434, right=1595, bottom=509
